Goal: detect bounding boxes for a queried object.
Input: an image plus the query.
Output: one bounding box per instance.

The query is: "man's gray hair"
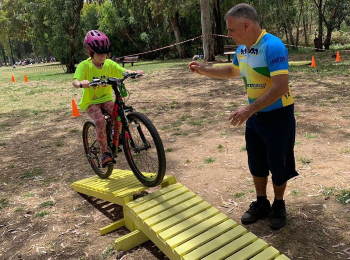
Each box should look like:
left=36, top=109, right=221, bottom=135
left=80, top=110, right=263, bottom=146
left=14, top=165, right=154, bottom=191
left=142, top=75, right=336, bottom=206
left=225, top=3, right=259, bottom=23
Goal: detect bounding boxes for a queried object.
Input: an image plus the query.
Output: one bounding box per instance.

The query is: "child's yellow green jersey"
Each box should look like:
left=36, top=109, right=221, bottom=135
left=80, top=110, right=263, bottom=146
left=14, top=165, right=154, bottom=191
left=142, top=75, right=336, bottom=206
left=233, top=30, right=294, bottom=112
left=73, top=58, right=126, bottom=111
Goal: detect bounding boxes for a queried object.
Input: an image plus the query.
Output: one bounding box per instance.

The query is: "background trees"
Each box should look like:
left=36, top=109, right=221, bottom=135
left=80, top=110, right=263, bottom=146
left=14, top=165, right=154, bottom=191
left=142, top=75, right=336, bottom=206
left=0, top=0, right=349, bottom=70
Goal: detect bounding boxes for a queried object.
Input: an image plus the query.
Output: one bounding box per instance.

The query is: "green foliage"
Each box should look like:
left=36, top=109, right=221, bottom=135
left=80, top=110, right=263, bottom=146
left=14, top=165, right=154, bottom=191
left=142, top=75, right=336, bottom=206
left=0, top=0, right=349, bottom=65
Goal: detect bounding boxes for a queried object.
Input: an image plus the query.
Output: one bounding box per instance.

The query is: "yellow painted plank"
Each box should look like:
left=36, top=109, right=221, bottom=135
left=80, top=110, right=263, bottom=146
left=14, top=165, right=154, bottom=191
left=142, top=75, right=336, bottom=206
left=174, top=218, right=238, bottom=256
left=160, top=175, right=177, bottom=187
left=115, top=229, right=149, bottom=251
left=158, top=207, right=219, bottom=240
left=71, top=185, right=123, bottom=205
left=151, top=201, right=211, bottom=233
left=226, top=238, right=268, bottom=260
left=138, top=191, right=196, bottom=220
left=166, top=212, right=228, bottom=248
left=126, top=213, right=179, bottom=260
left=250, top=246, right=280, bottom=260
left=182, top=225, right=247, bottom=260
left=274, top=254, right=291, bottom=260
left=127, top=183, right=183, bottom=208
left=100, top=219, right=125, bottom=235
left=201, top=232, right=257, bottom=260
left=146, top=198, right=206, bottom=227
left=113, top=185, right=148, bottom=197
left=132, top=186, right=189, bottom=214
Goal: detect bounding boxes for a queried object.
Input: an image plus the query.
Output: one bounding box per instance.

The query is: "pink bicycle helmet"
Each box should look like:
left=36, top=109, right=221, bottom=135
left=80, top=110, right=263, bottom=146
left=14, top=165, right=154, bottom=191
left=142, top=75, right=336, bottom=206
left=83, top=30, right=111, bottom=54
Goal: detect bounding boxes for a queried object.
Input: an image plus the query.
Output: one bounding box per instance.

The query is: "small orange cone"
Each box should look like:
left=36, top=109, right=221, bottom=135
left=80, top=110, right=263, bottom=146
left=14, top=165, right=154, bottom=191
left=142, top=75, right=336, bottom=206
left=24, top=75, right=29, bottom=82
left=71, top=99, right=81, bottom=117
left=310, top=56, right=317, bottom=68
left=335, top=51, right=342, bottom=62
left=11, top=74, right=16, bottom=82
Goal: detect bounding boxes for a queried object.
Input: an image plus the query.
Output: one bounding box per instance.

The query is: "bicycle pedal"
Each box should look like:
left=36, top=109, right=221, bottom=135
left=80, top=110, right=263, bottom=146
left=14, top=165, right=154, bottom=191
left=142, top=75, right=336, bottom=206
left=102, top=162, right=113, bottom=168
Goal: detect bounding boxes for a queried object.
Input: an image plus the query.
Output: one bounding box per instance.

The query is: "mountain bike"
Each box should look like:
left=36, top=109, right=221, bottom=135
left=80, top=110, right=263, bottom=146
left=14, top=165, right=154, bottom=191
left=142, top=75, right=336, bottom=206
left=82, top=73, right=166, bottom=187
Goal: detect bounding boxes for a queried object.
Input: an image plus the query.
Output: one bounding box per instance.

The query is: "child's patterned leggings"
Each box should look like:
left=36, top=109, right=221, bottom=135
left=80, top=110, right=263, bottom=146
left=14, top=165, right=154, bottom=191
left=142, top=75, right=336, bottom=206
left=87, top=101, right=115, bottom=154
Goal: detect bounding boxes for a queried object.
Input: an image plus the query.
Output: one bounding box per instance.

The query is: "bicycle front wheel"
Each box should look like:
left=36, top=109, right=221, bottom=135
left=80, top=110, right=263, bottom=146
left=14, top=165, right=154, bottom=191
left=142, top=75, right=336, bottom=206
left=82, top=121, right=113, bottom=179
left=123, top=112, right=166, bottom=187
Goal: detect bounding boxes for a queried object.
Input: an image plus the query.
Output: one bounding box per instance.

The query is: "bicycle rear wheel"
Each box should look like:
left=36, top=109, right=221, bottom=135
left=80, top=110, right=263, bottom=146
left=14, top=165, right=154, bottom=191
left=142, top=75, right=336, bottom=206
left=82, top=121, right=113, bottom=179
left=123, top=112, right=166, bottom=187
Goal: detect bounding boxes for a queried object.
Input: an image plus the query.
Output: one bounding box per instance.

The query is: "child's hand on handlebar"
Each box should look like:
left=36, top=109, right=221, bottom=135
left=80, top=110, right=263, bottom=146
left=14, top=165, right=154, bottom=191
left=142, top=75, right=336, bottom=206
left=80, top=80, right=90, bottom=88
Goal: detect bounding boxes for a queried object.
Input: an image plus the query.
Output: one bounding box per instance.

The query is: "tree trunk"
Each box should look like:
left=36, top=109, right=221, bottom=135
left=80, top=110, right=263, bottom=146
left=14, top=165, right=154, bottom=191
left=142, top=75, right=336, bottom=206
left=169, top=12, right=185, bottom=58
left=314, top=0, right=324, bottom=50
left=324, top=26, right=333, bottom=49
left=213, top=0, right=223, bottom=55
left=303, top=15, right=309, bottom=45
left=0, top=44, right=7, bottom=65
left=295, top=0, right=304, bottom=48
left=200, top=0, right=215, bottom=61
left=65, top=0, right=84, bottom=73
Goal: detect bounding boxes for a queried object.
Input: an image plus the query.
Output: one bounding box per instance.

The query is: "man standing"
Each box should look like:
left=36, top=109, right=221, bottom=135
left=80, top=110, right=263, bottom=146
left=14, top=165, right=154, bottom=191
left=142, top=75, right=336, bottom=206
left=189, top=3, right=298, bottom=230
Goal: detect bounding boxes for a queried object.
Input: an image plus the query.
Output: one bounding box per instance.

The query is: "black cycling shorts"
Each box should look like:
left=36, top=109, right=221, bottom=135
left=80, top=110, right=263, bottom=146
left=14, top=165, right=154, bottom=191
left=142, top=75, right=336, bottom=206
left=245, top=104, right=298, bottom=186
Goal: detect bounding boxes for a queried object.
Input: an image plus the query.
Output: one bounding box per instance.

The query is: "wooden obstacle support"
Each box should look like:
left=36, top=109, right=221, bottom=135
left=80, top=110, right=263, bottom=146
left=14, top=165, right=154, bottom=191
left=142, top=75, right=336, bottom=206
left=71, top=169, right=290, bottom=260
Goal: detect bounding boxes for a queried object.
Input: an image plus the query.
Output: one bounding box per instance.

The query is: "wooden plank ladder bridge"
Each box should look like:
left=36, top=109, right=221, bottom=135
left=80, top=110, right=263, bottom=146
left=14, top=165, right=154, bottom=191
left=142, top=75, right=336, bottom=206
left=71, top=169, right=290, bottom=260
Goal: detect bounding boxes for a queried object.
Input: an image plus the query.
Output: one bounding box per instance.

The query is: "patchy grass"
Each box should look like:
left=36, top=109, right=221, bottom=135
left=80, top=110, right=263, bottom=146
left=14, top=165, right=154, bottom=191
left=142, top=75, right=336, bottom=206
left=39, top=201, right=55, bottom=208
left=34, top=210, right=50, bottom=217
left=233, top=192, right=245, bottom=198
left=321, top=187, right=337, bottom=197
left=304, top=132, right=318, bottom=139
left=20, top=168, right=44, bottom=179
left=217, top=144, right=224, bottom=151
left=291, top=189, right=300, bottom=196
left=240, top=146, right=246, bottom=152
left=0, top=198, right=9, bottom=209
left=204, top=157, right=215, bottom=164
left=101, top=244, right=115, bottom=259
left=23, top=192, right=35, bottom=198
left=165, top=148, right=173, bottom=152
left=298, top=156, right=312, bottom=165
left=336, top=190, right=350, bottom=204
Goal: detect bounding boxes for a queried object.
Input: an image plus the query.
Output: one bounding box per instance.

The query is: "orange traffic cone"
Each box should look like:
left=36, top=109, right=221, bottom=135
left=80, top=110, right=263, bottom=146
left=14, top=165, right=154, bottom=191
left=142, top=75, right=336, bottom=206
left=11, top=74, right=16, bottom=82
left=24, top=75, right=29, bottom=82
left=335, top=51, right=342, bottom=62
left=310, top=56, right=317, bottom=68
left=71, top=99, right=81, bottom=117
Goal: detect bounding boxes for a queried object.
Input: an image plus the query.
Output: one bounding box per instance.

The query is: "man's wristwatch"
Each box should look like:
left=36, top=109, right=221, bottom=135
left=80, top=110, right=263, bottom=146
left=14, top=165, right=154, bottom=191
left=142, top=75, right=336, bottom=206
left=79, top=83, right=83, bottom=88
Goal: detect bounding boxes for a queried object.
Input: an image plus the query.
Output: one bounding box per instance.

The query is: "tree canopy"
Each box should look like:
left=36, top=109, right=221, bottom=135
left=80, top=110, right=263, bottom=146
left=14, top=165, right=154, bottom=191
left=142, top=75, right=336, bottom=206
left=0, top=0, right=349, bottom=70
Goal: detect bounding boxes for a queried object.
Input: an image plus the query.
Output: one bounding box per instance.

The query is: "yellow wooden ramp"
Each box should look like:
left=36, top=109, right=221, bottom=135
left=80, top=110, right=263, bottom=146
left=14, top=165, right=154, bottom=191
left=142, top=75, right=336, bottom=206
left=71, top=170, right=290, bottom=260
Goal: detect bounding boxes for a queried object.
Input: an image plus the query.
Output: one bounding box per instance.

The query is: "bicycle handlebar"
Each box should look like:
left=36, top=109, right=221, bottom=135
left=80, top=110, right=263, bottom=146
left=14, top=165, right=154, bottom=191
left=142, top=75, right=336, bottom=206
left=88, top=72, right=143, bottom=87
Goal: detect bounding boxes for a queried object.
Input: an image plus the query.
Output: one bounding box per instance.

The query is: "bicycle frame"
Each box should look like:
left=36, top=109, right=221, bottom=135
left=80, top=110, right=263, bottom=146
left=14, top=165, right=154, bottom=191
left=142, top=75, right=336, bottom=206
left=110, top=87, right=127, bottom=148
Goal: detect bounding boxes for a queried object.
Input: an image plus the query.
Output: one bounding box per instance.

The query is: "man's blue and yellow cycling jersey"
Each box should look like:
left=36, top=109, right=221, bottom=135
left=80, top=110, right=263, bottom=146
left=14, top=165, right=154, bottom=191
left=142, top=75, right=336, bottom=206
left=233, top=30, right=294, bottom=112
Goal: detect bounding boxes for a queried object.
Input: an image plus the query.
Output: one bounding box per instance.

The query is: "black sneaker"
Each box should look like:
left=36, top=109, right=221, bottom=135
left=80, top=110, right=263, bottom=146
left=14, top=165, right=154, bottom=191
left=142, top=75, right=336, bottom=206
left=269, top=200, right=287, bottom=230
left=241, top=199, right=271, bottom=225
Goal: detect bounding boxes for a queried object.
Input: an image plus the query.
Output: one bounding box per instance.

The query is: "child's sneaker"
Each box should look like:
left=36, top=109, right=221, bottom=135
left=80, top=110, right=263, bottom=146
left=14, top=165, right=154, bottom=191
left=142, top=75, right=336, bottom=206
left=101, top=152, right=113, bottom=168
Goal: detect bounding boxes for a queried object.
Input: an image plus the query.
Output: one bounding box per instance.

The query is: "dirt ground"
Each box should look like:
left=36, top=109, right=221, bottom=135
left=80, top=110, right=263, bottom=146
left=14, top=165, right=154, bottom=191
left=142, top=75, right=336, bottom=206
left=1, top=64, right=350, bottom=260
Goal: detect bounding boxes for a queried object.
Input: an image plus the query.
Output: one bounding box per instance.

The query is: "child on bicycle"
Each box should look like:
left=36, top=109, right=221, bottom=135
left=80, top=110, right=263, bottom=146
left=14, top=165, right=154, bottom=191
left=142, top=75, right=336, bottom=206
left=72, top=30, right=141, bottom=167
